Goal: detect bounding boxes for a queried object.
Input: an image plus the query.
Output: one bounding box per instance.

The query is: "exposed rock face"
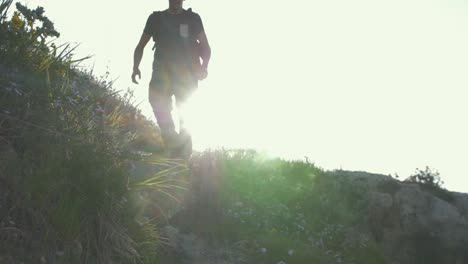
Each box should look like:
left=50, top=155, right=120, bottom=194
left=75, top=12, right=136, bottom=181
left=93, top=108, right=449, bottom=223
left=454, top=193, right=468, bottom=220
left=368, top=178, right=468, bottom=264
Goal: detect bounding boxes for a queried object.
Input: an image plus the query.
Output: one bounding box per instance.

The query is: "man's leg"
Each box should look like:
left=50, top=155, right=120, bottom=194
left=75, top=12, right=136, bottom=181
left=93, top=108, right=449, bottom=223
left=175, top=98, right=193, bottom=159
left=148, top=87, right=179, bottom=153
left=173, top=81, right=197, bottom=159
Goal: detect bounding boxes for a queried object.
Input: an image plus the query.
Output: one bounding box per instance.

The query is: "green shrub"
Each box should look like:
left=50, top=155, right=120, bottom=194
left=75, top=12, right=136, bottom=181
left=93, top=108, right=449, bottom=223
left=405, top=166, right=443, bottom=187
left=405, top=166, right=454, bottom=203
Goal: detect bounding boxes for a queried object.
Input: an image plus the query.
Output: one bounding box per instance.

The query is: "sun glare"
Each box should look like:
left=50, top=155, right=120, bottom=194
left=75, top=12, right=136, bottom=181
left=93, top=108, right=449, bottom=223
left=30, top=0, right=468, bottom=192
left=179, top=78, right=239, bottom=151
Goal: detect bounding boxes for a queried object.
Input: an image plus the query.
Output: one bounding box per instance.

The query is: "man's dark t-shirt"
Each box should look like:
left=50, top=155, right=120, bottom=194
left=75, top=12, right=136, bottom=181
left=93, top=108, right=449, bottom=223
left=144, top=9, right=204, bottom=78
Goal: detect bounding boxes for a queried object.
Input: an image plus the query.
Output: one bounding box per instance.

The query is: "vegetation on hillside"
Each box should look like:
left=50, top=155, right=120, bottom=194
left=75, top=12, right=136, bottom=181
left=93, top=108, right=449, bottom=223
left=405, top=166, right=454, bottom=203
left=210, top=150, right=387, bottom=264
left=0, top=1, right=176, bottom=263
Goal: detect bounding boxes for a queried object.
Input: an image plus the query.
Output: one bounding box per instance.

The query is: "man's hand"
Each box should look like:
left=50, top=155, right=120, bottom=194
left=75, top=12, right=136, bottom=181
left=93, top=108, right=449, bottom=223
left=196, top=67, right=208, bottom=81
left=132, top=68, right=141, bottom=84
left=196, top=30, right=211, bottom=81
left=132, top=33, right=151, bottom=84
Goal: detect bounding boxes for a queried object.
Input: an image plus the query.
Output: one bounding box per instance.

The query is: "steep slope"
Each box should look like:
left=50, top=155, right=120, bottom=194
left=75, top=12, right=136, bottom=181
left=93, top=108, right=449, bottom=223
left=1, top=2, right=169, bottom=263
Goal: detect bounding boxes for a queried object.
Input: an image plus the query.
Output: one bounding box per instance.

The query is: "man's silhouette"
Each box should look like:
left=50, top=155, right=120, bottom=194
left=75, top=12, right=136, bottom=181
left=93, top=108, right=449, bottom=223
left=132, top=0, right=211, bottom=158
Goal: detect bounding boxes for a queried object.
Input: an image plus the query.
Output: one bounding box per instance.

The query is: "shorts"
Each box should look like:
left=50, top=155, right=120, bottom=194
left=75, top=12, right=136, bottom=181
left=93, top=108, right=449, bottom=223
left=149, top=63, right=198, bottom=103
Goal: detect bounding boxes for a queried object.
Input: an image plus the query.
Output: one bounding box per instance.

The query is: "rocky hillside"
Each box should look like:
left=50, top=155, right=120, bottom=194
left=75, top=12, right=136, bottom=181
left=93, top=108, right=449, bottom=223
left=340, top=171, right=468, bottom=263
left=154, top=154, right=468, bottom=264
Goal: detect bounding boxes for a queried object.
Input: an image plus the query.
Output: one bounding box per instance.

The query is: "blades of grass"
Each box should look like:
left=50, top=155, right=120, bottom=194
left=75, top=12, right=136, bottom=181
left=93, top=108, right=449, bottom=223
left=151, top=202, right=169, bottom=223
left=132, top=166, right=187, bottom=186
left=105, top=89, right=122, bottom=98
left=144, top=178, right=189, bottom=188
left=157, top=189, right=182, bottom=204
left=145, top=184, right=188, bottom=192
left=39, top=54, right=55, bottom=72
left=53, top=43, right=82, bottom=65
left=151, top=159, right=187, bottom=167
left=69, top=55, right=92, bottom=65
left=155, top=237, right=171, bottom=247
left=132, top=172, right=187, bottom=188
left=132, top=177, right=189, bottom=190
left=148, top=160, right=188, bottom=173
left=55, top=42, right=71, bottom=61
left=149, top=177, right=190, bottom=186
left=0, top=0, right=13, bottom=20
left=104, top=77, right=119, bottom=90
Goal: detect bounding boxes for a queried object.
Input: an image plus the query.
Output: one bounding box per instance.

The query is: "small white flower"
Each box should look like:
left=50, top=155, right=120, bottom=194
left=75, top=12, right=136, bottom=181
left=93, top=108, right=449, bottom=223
left=260, top=248, right=267, bottom=254
left=234, top=201, right=243, bottom=207
left=96, top=105, right=104, bottom=113
left=53, top=100, right=61, bottom=108
left=13, top=87, right=23, bottom=96
left=67, top=97, right=78, bottom=106
left=288, top=249, right=294, bottom=256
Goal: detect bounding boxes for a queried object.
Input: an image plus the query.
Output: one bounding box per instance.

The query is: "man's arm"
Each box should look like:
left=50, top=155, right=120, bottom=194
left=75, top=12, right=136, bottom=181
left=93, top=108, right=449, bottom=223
left=196, top=30, right=211, bottom=80
left=197, top=30, right=211, bottom=69
left=132, top=32, right=152, bottom=84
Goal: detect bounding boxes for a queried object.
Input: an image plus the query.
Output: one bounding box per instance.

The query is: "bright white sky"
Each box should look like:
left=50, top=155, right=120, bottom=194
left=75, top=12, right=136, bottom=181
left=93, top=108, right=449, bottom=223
left=20, top=0, right=468, bottom=192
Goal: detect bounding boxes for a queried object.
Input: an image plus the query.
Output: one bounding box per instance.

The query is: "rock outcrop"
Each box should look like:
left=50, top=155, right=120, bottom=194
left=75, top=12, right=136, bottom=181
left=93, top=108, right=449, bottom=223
left=367, top=176, right=468, bottom=264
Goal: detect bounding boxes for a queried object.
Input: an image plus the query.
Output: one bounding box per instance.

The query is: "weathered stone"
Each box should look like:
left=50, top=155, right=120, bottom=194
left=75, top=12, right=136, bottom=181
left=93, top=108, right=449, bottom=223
left=369, top=180, right=468, bottom=264
left=371, top=192, right=393, bottom=208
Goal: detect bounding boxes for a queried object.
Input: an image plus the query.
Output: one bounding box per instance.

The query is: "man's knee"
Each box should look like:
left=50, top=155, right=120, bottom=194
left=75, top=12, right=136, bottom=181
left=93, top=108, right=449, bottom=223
left=148, top=88, right=174, bottom=128
left=149, top=88, right=172, bottom=109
